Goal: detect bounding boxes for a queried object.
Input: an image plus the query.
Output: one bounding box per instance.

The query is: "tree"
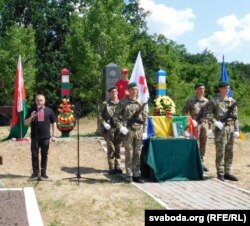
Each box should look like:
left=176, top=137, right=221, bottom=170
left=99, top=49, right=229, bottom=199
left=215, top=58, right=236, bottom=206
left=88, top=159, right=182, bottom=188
left=64, top=0, right=135, bottom=114
left=0, top=25, right=36, bottom=106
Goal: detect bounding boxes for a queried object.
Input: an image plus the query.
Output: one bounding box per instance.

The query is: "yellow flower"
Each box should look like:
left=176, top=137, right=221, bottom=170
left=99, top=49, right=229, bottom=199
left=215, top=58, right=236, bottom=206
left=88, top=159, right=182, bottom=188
left=154, top=96, right=176, bottom=115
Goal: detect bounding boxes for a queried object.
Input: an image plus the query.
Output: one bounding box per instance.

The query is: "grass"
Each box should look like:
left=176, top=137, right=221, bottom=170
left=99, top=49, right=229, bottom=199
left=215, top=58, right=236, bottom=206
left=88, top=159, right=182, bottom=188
left=1, top=116, right=249, bottom=225
left=0, top=117, right=163, bottom=226
left=240, top=117, right=250, bottom=132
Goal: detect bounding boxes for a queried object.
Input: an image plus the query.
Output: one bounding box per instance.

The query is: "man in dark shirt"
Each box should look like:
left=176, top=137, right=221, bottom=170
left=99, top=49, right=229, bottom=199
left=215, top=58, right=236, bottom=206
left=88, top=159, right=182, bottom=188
left=25, top=94, right=56, bottom=180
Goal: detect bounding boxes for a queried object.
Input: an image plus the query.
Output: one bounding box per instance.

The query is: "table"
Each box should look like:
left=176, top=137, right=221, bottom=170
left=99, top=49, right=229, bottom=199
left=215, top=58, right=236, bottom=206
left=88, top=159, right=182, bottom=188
left=142, top=138, right=204, bottom=182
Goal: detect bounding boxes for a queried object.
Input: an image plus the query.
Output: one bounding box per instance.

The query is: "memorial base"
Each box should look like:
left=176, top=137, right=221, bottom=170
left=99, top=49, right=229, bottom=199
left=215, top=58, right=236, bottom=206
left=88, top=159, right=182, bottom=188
left=61, top=131, right=70, bottom=138
left=16, top=138, right=29, bottom=142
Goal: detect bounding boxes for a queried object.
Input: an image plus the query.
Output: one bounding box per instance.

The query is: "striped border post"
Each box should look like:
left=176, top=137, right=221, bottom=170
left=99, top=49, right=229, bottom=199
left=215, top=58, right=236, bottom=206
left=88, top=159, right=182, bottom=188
left=61, top=68, right=70, bottom=100
left=156, top=69, right=167, bottom=96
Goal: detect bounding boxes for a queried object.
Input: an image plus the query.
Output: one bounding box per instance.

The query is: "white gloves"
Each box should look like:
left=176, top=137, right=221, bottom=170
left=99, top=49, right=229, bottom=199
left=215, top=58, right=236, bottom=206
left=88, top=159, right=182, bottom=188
left=234, top=131, right=240, bottom=138
left=103, top=121, right=111, bottom=130
left=183, top=131, right=190, bottom=138
left=192, top=119, right=198, bottom=127
left=120, top=126, right=129, bottom=135
left=214, top=121, right=223, bottom=130
left=142, top=132, right=147, bottom=140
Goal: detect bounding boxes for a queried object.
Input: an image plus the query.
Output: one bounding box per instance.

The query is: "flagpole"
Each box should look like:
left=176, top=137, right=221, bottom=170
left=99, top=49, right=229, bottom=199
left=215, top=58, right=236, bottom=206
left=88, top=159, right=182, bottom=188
left=20, top=112, right=23, bottom=138
left=16, top=111, right=28, bottom=141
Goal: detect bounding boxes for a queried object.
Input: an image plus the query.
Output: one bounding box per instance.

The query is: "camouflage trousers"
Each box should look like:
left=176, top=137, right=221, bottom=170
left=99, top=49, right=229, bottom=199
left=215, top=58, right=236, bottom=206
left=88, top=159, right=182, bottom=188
left=104, top=129, right=121, bottom=170
left=122, top=128, right=143, bottom=177
left=214, top=125, right=235, bottom=175
left=196, top=121, right=209, bottom=161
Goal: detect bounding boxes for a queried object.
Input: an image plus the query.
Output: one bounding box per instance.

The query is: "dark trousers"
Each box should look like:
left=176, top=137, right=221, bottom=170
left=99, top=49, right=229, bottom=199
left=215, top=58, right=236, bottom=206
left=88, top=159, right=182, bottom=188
left=31, top=138, right=50, bottom=175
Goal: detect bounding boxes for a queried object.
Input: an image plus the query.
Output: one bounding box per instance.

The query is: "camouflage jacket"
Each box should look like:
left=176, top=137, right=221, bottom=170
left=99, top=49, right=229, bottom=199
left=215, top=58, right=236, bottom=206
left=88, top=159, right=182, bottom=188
left=209, top=95, right=239, bottom=131
left=99, top=99, right=119, bottom=128
left=113, top=97, right=148, bottom=131
left=182, top=96, right=209, bottom=120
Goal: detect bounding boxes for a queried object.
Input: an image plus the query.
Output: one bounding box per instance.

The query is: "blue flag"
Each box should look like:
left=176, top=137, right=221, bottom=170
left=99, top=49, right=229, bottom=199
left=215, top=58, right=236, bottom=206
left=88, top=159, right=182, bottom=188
left=220, top=55, right=232, bottom=97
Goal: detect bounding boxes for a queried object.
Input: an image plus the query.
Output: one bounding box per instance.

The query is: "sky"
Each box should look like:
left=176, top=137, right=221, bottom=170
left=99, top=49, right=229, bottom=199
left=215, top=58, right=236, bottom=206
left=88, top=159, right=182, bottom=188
left=139, top=0, right=250, bottom=64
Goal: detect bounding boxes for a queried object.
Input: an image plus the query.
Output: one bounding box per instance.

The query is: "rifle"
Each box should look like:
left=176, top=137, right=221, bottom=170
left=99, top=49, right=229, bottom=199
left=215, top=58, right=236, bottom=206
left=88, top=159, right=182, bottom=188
left=126, top=99, right=149, bottom=128
left=195, top=102, right=210, bottom=123
left=221, top=102, right=237, bottom=123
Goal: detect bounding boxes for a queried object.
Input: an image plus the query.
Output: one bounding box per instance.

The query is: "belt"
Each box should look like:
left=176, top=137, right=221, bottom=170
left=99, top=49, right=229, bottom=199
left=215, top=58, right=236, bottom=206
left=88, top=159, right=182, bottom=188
left=130, top=125, right=141, bottom=130
left=225, top=121, right=234, bottom=126
left=200, top=118, right=208, bottom=123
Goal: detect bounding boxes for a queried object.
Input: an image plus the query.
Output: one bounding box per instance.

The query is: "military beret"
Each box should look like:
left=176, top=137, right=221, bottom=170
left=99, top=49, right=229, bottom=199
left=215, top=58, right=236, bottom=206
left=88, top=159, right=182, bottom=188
left=127, top=82, right=137, bottom=89
left=121, top=68, right=128, bottom=74
left=218, top=81, right=230, bottom=88
left=194, top=83, right=205, bottom=89
left=108, top=86, right=117, bottom=92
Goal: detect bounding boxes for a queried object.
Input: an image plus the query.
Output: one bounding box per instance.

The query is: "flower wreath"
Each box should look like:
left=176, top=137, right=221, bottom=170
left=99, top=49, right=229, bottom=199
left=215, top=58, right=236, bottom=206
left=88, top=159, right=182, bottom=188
left=153, top=96, right=176, bottom=116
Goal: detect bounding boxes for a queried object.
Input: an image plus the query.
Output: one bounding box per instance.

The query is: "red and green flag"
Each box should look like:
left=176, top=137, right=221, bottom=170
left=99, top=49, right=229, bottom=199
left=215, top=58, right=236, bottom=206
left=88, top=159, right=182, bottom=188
left=7, top=55, right=28, bottom=140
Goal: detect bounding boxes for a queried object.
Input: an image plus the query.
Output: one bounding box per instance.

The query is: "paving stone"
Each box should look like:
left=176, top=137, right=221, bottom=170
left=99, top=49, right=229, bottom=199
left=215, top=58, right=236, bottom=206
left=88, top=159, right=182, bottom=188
left=136, top=180, right=250, bottom=209
left=99, top=138, right=250, bottom=210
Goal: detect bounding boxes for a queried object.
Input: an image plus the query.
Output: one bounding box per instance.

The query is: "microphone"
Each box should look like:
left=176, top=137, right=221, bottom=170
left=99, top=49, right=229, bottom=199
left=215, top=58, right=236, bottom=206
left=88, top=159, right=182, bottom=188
left=32, top=106, right=43, bottom=121
left=37, top=106, right=43, bottom=112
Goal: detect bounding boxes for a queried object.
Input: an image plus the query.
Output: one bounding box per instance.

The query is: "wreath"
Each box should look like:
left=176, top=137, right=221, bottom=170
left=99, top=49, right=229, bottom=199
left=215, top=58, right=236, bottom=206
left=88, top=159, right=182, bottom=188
left=153, top=96, right=176, bottom=116
left=57, top=98, right=76, bottom=132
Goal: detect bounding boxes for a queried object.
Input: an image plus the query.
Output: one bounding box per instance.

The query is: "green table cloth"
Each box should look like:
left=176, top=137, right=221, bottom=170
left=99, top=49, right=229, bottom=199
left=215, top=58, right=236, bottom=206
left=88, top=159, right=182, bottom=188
left=145, top=138, right=204, bottom=181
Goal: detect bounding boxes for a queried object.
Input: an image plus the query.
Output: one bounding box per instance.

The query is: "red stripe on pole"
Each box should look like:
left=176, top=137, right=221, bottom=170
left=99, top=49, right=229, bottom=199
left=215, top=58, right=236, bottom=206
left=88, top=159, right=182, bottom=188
left=61, top=89, right=70, bottom=96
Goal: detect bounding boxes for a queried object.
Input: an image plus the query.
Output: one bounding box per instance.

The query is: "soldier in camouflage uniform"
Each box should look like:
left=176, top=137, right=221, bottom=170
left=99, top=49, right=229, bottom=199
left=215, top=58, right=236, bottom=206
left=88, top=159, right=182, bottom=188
left=113, top=82, right=147, bottom=183
left=182, top=83, right=210, bottom=172
left=210, top=82, right=239, bottom=181
left=99, top=87, right=122, bottom=174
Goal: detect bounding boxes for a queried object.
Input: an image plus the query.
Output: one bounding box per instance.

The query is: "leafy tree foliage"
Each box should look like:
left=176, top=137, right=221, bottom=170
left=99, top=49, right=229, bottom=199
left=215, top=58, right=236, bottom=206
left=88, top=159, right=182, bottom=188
left=64, top=0, right=135, bottom=114
left=0, top=25, right=36, bottom=106
left=0, top=0, right=249, bottom=121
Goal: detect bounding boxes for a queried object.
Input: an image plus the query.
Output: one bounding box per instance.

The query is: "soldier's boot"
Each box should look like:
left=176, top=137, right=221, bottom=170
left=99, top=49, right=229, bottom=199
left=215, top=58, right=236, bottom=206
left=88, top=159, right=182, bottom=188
left=133, top=176, right=144, bottom=183
left=217, top=174, right=224, bottom=181
left=125, top=175, right=133, bottom=183
left=108, top=169, right=116, bottom=174
left=203, top=165, right=209, bottom=172
left=108, top=160, right=115, bottom=174
left=115, top=168, right=123, bottom=174
left=115, top=159, right=122, bottom=174
left=224, top=174, right=238, bottom=181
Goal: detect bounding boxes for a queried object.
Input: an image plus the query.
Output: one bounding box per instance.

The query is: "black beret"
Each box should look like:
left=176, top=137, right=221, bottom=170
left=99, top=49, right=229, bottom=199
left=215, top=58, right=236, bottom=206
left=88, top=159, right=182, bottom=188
left=108, top=86, right=117, bottom=92
left=127, top=82, right=137, bottom=89
left=218, top=81, right=230, bottom=88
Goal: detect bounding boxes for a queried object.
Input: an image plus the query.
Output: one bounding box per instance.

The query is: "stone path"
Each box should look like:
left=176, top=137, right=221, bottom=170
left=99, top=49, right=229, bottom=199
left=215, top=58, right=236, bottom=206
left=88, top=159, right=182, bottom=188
left=99, top=137, right=250, bottom=210
left=134, top=179, right=250, bottom=209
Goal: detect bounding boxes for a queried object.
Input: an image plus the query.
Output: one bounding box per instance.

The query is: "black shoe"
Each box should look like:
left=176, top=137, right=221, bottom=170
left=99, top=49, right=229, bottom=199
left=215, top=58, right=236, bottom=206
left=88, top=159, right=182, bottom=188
left=115, top=168, right=123, bottom=174
left=133, top=176, right=144, bottom=183
left=224, top=174, right=238, bottom=181
left=41, top=174, right=49, bottom=179
left=203, top=165, right=209, bottom=172
left=108, top=169, right=116, bottom=174
left=30, top=173, right=38, bottom=179
left=217, top=174, right=224, bottom=181
left=125, top=176, right=133, bottom=183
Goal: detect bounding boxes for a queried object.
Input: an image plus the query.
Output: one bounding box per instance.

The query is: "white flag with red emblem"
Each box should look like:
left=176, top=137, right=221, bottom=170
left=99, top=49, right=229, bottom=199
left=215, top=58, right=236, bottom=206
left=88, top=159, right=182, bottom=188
left=129, top=51, right=149, bottom=105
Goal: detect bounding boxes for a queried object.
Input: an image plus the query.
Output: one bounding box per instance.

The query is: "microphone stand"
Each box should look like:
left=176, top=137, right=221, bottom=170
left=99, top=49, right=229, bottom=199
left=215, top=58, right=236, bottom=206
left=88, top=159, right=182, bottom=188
left=62, top=101, right=96, bottom=185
